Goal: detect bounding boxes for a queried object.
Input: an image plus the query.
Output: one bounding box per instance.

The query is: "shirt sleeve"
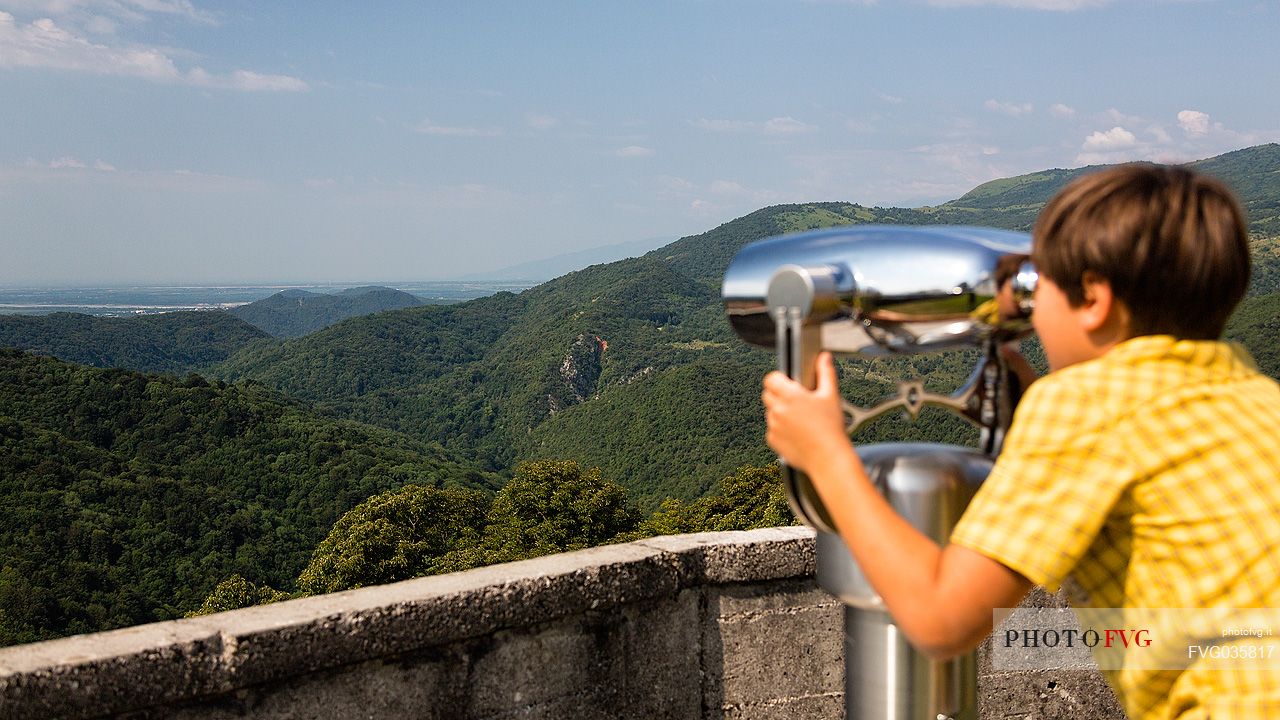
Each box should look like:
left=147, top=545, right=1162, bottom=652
left=949, top=374, right=1135, bottom=592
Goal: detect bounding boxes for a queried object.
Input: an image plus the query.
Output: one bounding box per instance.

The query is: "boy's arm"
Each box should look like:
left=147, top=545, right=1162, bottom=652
left=803, top=445, right=1032, bottom=657
left=763, top=352, right=1032, bottom=658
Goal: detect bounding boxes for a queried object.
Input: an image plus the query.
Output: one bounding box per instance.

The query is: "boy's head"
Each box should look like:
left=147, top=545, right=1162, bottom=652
left=1032, top=163, right=1250, bottom=341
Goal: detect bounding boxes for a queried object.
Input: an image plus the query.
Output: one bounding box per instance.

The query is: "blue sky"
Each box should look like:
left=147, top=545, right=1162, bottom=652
left=2, top=0, right=1277, bottom=285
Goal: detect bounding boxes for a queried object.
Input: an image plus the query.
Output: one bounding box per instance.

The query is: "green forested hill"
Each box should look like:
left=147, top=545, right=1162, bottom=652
left=0, top=311, right=269, bottom=375
left=212, top=144, right=1280, bottom=505
left=218, top=291, right=524, bottom=401
left=0, top=349, right=495, bottom=645
left=1226, top=293, right=1280, bottom=379
left=217, top=259, right=723, bottom=478
left=229, top=285, right=426, bottom=338
left=1194, top=144, right=1280, bottom=236
left=933, top=143, right=1280, bottom=237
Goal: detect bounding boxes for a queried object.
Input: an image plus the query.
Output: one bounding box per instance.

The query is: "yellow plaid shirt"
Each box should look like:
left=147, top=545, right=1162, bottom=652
left=951, top=335, right=1280, bottom=719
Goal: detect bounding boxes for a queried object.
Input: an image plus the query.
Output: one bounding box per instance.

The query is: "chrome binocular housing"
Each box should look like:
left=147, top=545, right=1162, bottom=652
left=723, top=225, right=1037, bottom=355
left=723, top=225, right=1040, bottom=720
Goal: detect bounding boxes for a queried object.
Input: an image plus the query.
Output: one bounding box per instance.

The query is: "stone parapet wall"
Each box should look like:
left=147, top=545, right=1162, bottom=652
left=0, top=528, right=1123, bottom=719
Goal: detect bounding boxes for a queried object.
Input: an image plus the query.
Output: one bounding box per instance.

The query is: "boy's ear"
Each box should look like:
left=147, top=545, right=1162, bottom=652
left=1078, top=271, right=1130, bottom=335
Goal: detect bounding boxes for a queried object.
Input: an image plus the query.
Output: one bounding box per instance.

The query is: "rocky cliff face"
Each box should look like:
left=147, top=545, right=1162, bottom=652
left=548, top=334, right=605, bottom=415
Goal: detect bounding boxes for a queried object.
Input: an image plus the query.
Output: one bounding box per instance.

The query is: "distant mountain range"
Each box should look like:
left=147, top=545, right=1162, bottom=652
left=229, top=285, right=426, bottom=338
left=0, top=286, right=427, bottom=370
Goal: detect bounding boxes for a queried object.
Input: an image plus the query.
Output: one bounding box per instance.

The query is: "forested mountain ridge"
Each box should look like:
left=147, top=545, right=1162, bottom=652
left=213, top=144, right=1280, bottom=504
left=938, top=143, right=1280, bottom=235
left=0, top=349, right=496, bottom=645
left=0, top=311, right=269, bottom=375
left=216, top=260, right=726, bottom=487
left=652, top=143, right=1280, bottom=283
left=229, top=285, right=426, bottom=338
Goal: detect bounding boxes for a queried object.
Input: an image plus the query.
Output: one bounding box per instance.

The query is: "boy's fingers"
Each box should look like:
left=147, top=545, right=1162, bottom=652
left=763, top=371, right=798, bottom=393
left=815, top=352, right=837, bottom=396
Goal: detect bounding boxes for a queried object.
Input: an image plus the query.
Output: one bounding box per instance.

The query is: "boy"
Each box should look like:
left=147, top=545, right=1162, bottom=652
left=762, top=163, right=1280, bottom=719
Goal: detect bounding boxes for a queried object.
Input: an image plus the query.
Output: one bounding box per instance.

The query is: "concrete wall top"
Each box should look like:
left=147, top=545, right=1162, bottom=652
left=0, top=527, right=817, bottom=719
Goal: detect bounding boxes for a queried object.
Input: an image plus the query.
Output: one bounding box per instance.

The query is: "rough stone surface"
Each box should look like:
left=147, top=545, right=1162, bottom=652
left=980, top=670, right=1126, bottom=720
left=721, top=692, right=845, bottom=720
left=0, top=527, right=1124, bottom=720
left=637, top=527, right=816, bottom=585
left=706, top=580, right=844, bottom=712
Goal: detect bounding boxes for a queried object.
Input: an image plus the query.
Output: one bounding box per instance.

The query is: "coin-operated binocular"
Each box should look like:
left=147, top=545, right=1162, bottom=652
left=723, top=225, right=1038, bottom=720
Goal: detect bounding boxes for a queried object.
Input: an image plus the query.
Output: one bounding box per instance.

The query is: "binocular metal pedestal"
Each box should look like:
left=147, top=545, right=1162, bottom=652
left=816, top=444, right=993, bottom=720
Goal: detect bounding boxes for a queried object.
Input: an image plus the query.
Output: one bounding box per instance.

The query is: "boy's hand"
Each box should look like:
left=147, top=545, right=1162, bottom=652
left=764, top=350, right=1033, bottom=658
left=762, top=351, right=849, bottom=473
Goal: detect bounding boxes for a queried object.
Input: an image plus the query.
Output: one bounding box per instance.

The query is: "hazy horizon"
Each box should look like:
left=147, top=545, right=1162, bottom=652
left=4, top=1, right=1278, bottom=285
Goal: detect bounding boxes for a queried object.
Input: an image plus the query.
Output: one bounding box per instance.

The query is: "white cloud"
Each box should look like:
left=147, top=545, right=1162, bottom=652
left=615, top=146, right=654, bottom=158
left=1081, top=126, right=1137, bottom=152
left=1103, top=107, right=1143, bottom=126
left=657, top=175, right=696, bottom=192
left=415, top=118, right=502, bottom=137
left=0, top=0, right=216, bottom=25
left=32, top=155, right=113, bottom=171
left=1075, top=126, right=1167, bottom=165
left=984, top=99, right=1033, bottom=116
left=763, top=116, right=814, bottom=134
left=876, top=91, right=904, bottom=105
left=1, top=159, right=263, bottom=193
left=84, top=13, right=114, bottom=33
left=225, top=70, right=306, bottom=92
left=910, top=142, right=1007, bottom=173
left=1049, top=103, right=1075, bottom=118
left=49, top=155, right=86, bottom=168
left=691, top=116, right=815, bottom=135
left=1177, top=109, right=1211, bottom=135
left=186, top=68, right=307, bottom=92
left=0, top=12, right=307, bottom=90
left=119, top=0, right=213, bottom=23
left=526, top=113, right=559, bottom=130
left=709, top=180, right=746, bottom=195
left=928, top=0, right=1109, bottom=9
left=691, top=118, right=751, bottom=132
left=1073, top=110, right=1269, bottom=166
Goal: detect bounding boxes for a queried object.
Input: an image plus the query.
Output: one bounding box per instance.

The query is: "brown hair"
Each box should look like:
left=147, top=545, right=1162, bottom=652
left=1032, top=163, right=1250, bottom=340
